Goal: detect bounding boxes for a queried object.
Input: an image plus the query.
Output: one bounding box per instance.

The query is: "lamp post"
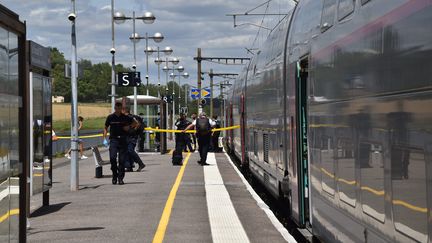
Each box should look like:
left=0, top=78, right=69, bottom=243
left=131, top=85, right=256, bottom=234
left=164, top=64, right=184, bottom=119
left=114, top=10, right=157, bottom=115
left=69, top=0, right=79, bottom=191
left=170, top=69, right=189, bottom=113
left=152, top=46, right=173, bottom=97
left=161, top=58, right=179, bottom=140
left=110, top=0, right=117, bottom=113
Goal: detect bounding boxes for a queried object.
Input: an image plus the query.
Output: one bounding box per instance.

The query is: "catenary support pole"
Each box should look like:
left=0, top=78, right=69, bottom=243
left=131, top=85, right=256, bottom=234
left=197, top=48, right=202, bottom=113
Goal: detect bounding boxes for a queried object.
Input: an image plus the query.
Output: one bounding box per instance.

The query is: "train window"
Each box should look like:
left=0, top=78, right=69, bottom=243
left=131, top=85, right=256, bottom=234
left=320, top=0, right=337, bottom=32
left=361, top=0, right=371, bottom=5
left=392, top=147, right=427, bottom=242
left=360, top=142, right=385, bottom=222
left=263, top=134, right=269, bottom=163
left=321, top=137, right=335, bottom=195
left=338, top=0, right=355, bottom=21
left=337, top=139, right=356, bottom=207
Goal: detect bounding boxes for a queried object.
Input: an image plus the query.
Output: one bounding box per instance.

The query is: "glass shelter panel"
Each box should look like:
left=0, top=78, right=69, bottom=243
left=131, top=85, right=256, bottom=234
left=0, top=25, right=20, bottom=243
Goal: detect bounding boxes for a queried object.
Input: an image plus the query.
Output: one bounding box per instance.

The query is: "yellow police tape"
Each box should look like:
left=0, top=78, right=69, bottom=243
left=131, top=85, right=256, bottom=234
left=54, top=125, right=240, bottom=140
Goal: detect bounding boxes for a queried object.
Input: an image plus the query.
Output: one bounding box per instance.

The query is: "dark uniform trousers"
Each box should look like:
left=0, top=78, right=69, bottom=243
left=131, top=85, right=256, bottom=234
left=198, top=134, right=211, bottom=163
left=109, top=137, right=127, bottom=180
left=138, top=132, right=145, bottom=152
left=126, top=136, right=144, bottom=168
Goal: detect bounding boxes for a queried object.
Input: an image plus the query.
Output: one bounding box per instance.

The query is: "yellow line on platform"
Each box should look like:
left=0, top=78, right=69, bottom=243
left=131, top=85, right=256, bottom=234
left=152, top=152, right=191, bottom=243
left=0, top=209, right=19, bottom=223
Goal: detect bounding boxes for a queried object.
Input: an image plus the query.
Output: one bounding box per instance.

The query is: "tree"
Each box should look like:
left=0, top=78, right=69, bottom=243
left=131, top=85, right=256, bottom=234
left=51, top=47, right=70, bottom=101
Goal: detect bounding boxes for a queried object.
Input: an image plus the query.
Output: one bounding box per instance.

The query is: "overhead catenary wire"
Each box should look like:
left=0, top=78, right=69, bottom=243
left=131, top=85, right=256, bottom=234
left=251, top=1, right=271, bottom=49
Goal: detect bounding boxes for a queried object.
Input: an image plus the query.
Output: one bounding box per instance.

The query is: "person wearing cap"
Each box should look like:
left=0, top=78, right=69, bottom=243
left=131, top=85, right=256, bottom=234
left=183, top=112, right=216, bottom=165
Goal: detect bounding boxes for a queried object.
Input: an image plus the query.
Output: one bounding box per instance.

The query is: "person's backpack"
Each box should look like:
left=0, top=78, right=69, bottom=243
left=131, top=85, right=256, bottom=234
left=196, top=117, right=211, bottom=136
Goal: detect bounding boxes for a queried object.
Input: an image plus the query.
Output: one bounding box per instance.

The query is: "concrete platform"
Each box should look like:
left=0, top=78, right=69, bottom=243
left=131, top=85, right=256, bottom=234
left=27, top=147, right=296, bottom=243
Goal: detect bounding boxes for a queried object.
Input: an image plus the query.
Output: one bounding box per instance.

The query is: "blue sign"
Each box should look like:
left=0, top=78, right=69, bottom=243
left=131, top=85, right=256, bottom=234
left=202, top=88, right=211, bottom=98
left=190, top=88, right=211, bottom=100
left=191, top=88, right=200, bottom=100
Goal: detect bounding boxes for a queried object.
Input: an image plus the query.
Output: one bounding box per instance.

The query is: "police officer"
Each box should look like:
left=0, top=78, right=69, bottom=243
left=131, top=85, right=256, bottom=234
left=211, top=115, right=222, bottom=152
left=138, top=113, right=146, bottom=152
left=183, top=112, right=216, bottom=165
left=123, top=107, right=146, bottom=172
left=175, top=114, right=190, bottom=149
left=103, top=102, right=133, bottom=185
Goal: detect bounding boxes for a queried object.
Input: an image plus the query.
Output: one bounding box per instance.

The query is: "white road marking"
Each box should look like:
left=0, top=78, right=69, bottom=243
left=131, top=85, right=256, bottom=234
left=204, top=153, right=250, bottom=243
left=224, top=152, right=297, bottom=243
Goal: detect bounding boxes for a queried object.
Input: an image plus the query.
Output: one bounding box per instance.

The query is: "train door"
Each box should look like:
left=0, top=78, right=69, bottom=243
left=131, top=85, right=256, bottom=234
left=296, top=57, right=310, bottom=226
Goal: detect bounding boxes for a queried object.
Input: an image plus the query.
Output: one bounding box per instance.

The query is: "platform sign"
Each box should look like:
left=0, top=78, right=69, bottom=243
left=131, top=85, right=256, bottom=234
left=118, top=72, right=141, bottom=87
left=180, top=107, right=188, bottom=115
left=191, top=88, right=200, bottom=100
left=191, top=88, right=211, bottom=100
left=201, top=88, right=211, bottom=98
left=162, top=95, right=173, bottom=103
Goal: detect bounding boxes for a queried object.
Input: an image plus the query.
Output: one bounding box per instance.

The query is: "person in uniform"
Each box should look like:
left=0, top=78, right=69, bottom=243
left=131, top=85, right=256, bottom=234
left=138, top=113, right=146, bottom=152
left=123, top=107, right=146, bottom=172
left=103, top=102, right=133, bottom=185
left=183, top=112, right=216, bottom=165
left=211, top=115, right=222, bottom=152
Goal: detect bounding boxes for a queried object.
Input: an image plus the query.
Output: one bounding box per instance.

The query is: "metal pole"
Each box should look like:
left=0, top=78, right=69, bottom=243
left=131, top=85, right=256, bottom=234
left=145, top=33, right=150, bottom=149
left=220, top=82, right=224, bottom=135
left=157, top=47, right=161, bottom=98
left=185, top=84, right=187, bottom=110
left=70, top=0, right=79, bottom=191
left=178, top=73, right=181, bottom=113
left=210, top=68, right=214, bottom=118
left=111, top=0, right=116, bottom=112
left=166, top=57, right=172, bottom=140
left=132, top=11, right=138, bottom=115
left=172, top=71, right=176, bottom=122
left=197, top=48, right=202, bottom=113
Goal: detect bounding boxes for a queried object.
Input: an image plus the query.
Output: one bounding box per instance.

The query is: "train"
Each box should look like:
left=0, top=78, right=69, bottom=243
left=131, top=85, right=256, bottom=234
left=224, top=0, right=432, bottom=242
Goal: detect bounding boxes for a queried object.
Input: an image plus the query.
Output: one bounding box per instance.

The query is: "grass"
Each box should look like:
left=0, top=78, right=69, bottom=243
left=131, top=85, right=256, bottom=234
left=53, top=103, right=111, bottom=121
left=53, top=117, right=106, bottom=132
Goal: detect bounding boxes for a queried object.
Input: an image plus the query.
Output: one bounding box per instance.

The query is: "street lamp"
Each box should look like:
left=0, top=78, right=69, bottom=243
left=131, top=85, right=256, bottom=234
left=169, top=69, right=189, bottom=114
left=163, top=62, right=183, bottom=119
left=114, top=10, right=157, bottom=115
left=162, top=58, right=180, bottom=140
left=150, top=46, right=173, bottom=97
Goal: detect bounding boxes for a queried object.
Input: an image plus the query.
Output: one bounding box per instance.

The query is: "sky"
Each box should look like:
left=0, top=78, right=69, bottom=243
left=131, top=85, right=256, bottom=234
left=2, top=0, right=295, bottom=93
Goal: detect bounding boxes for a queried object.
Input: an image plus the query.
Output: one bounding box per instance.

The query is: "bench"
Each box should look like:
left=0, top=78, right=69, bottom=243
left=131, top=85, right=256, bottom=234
left=91, top=146, right=110, bottom=178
